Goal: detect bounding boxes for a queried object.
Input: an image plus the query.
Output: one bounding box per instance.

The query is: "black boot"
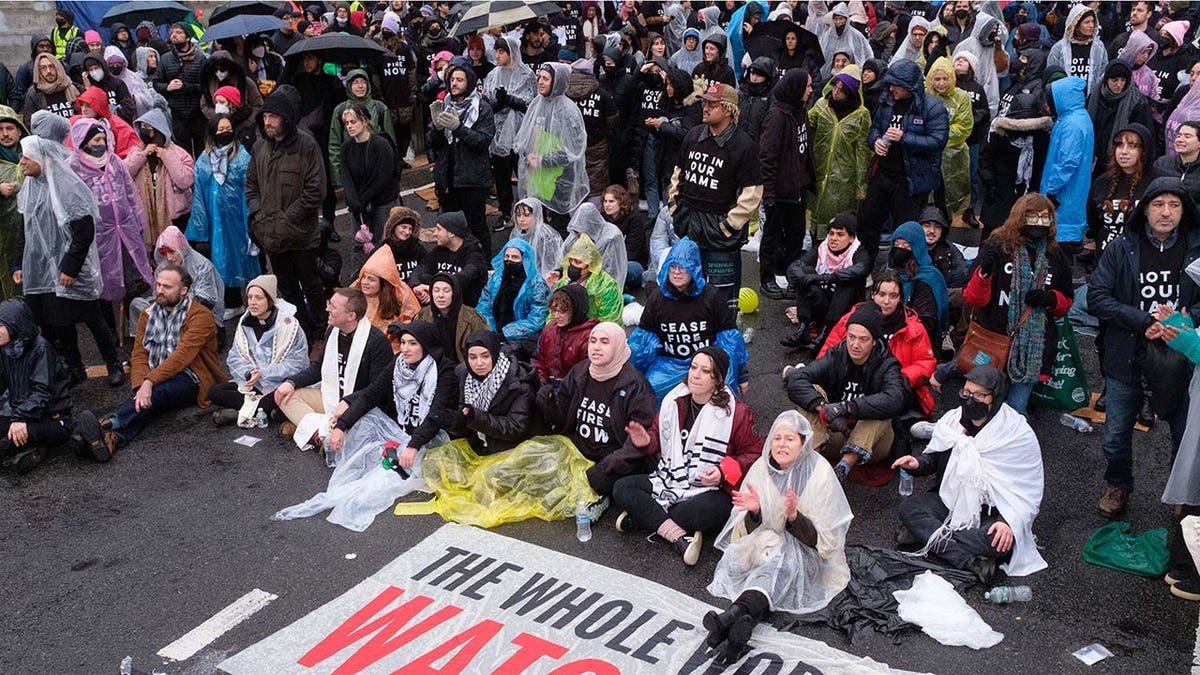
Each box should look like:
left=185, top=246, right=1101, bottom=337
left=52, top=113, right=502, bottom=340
left=780, top=321, right=810, bottom=351
left=717, top=613, right=756, bottom=665
left=1137, top=397, right=1156, bottom=429
left=67, top=366, right=87, bottom=388
left=1093, top=386, right=1106, bottom=412
left=702, top=604, right=748, bottom=648
left=760, top=279, right=787, bottom=300
left=105, top=362, right=126, bottom=388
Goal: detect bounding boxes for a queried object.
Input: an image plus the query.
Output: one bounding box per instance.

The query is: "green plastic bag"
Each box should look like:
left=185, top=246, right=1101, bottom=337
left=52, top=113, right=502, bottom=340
left=1082, top=522, right=1169, bottom=577
left=1031, top=317, right=1092, bottom=410
left=528, top=130, right=565, bottom=201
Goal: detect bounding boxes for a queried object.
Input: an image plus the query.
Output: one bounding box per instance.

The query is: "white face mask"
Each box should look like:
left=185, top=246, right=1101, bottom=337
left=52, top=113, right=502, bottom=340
left=252, top=46, right=266, bottom=58
left=89, top=68, right=104, bottom=81
left=214, top=103, right=230, bottom=115
left=216, top=69, right=229, bottom=81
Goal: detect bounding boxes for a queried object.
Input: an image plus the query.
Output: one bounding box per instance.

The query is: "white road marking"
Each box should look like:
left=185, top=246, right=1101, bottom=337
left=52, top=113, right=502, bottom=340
left=1192, top=606, right=1200, bottom=674
left=158, top=588, right=278, bottom=662
left=333, top=181, right=435, bottom=217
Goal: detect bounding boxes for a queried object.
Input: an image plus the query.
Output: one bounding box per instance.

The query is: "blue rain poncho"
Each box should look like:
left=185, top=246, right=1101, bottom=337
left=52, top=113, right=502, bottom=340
left=477, top=237, right=551, bottom=341
left=185, top=142, right=260, bottom=290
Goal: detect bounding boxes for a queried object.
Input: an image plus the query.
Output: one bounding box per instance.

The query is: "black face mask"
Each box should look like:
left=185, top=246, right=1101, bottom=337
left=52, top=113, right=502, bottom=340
left=56, top=17, right=67, bottom=27
left=214, top=131, right=235, bottom=146
left=962, top=398, right=990, bottom=421
left=1022, top=226, right=1048, bottom=241
left=84, top=143, right=107, bottom=157
left=955, top=9, right=970, bottom=20
left=503, top=259, right=524, bottom=277
left=566, top=265, right=583, bottom=282
left=138, top=128, right=156, bottom=144
left=889, top=247, right=914, bottom=267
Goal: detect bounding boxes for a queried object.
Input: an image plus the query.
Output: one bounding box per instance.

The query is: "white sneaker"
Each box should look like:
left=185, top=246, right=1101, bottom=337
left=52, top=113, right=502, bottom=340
left=781, top=362, right=805, bottom=380
left=910, top=421, right=936, bottom=440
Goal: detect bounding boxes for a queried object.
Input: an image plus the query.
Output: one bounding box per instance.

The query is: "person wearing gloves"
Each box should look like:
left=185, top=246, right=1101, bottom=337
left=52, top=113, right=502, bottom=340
left=349, top=244, right=420, bottom=340
left=782, top=213, right=871, bottom=352
left=427, top=61, right=496, bottom=257
left=703, top=410, right=852, bottom=665
left=511, top=197, right=564, bottom=282
left=856, top=58, right=949, bottom=257
left=628, top=237, right=746, bottom=400
left=337, top=103, right=398, bottom=247
left=415, top=273, right=489, bottom=365
left=965, top=193, right=1073, bottom=415
left=450, top=329, right=534, bottom=456
left=667, top=82, right=762, bottom=311
left=537, top=321, right=656, bottom=521
left=534, top=283, right=599, bottom=385
left=125, top=109, right=195, bottom=251
left=559, top=202, right=628, bottom=290
left=613, top=346, right=762, bottom=566
left=1039, top=76, right=1093, bottom=247
left=69, top=85, right=141, bottom=159
left=514, top=63, right=589, bottom=229
left=806, top=66, right=870, bottom=242
left=924, top=56, right=973, bottom=224
left=483, top=36, right=535, bottom=230
left=892, top=365, right=1046, bottom=584
left=785, top=302, right=907, bottom=484
left=550, top=233, right=623, bottom=325
left=208, top=274, right=309, bottom=427
left=476, top=238, right=550, bottom=359
left=410, top=211, right=489, bottom=307
left=1046, top=4, right=1108, bottom=95
left=329, top=69, right=396, bottom=194
left=758, top=69, right=813, bottom=301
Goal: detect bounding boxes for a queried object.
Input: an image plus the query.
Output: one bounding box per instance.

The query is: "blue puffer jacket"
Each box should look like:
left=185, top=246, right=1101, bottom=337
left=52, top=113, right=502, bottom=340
left=1040, top=77, right=1094, bottom=243
left=476, top=238, right=550, bottom=342
left=868, top=59, right=949, bottom=196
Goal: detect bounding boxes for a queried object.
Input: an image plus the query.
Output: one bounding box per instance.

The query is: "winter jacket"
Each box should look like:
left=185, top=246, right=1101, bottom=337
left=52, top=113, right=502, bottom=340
left=1040, top=77, right=1094, bottom=242
left=534, top=318, right=598, bottom=383
left=415, top=302, right=489, bottom=365
left=453, top=357, right=534, bottom=455
left=567, top=69, right=614, bottom=197
left=427, top=91, right=496, bottom=191
left=287, top=323, right=393, bottom=394
left=0, top=106, right=24, bottom=297
left=929, top=239, right=969, bottom=289
left=1152, top=153, right=1200, bottom=199
left=246, top=91, right=327, bottom=254
left=609, top=209, right=649, bottom=267
left=81, top=53, right=134, bottom=123
left=785, top=243, right=872, bottom=324
left=868, top=59, right=950, bottom=196
left=131, top=301, right=225, bottom=408
left=337, top=348, right=457, bottom=452
left=329, top=69, right=397, bottom=187
left=154, top=42, right=208, bottom=120
left=13, top=36, right=48, bottom=110
left=649, top=66, right=700, bottom=187
left=279, top=67, right=345, bottom=147
left=124, top=109, right=194, bottom=247
left=925, top=57, right=974, bottom=217
left=1088, top=179, right=1200, bottom=385
left=807, top=77, right=871, bottom=236
left=735, top=57, right=776, bottom=145
left=540, top=359, right=656, bottom=465
left=979, top=101, right=1052, bottom=233
left=1046, top=4, right=1109, bottom=94
left=226, top=300, right=309, bottom=394
left=636, top=393, right=762, bottom=494
left=786, top=340, right=908, bottom=421
left=198, top=51, right=264, bottom=124
left=69, top=86, right=141, bottom=159
left=0, top=299, right=71, bottom=419
left=691, top=33, right=736, bottom=88
left=819, top=304, right=936, bottom=415
left=759, top=68, right=814, bottom=208
left=477, top=238, right=550, bottom=342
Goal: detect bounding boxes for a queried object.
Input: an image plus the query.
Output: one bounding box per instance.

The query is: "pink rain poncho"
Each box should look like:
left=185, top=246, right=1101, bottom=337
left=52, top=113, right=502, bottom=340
left=67, top=119, right=153, bottom=301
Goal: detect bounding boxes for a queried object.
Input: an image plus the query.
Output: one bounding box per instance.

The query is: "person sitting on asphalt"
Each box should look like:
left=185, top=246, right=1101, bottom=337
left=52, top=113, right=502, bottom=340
left=550, top=233, right=623, bottom=324
left=381, top=206, right=427, bottom=283
left=450, top=330, right=534, bottom=456
left=208, top=275, right=309, bottom=428
left=476, top=238, right=550, bottom=361
left=350, top=244, right=421, bottom=342
left=612, top=347, right=762, bottom=567
left=628, top=237, right=747, bottom=401
left=918, top=205, right=968, bottom=289
left=882, top=221, right=950, bottom=353
left=703, top=409, right=852, bottom=665
left=538, top=321, right=657, bottom=522
left=415, top=273, right=489, bottom=365
left=410, top=211, right=489, bottom=307
left=892, top=365, right=1047, bottom=584
left=782, top=212, right=871, bottom=352
left=533, top=284, right=598, bottom=385
left=0, top=299, right=86, bottom=472
left=272, top=287, right=393, bottom=449
left=785, top=301, right=907, bottom=484
left=89, top=265, right=225, bottom=454
left=511, top=197, right=564, bottom=282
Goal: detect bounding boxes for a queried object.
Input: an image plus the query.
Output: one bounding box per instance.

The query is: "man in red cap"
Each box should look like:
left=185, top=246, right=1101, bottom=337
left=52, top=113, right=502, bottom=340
left=666, top=82, right=762, bottom=311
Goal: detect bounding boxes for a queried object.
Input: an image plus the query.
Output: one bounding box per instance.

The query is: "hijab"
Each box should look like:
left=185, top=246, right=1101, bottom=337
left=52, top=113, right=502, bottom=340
left=588, top=321, right=630, bottom=382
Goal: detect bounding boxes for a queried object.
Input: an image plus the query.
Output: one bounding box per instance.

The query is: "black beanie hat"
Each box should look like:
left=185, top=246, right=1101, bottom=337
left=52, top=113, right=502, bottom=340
left=847, top=302, right=884, bottom=341
left=437, top=211, right=470, bottom=239
left=695, top=345, right=730, bottom=384
left=828, top=211, right=858, bottom=237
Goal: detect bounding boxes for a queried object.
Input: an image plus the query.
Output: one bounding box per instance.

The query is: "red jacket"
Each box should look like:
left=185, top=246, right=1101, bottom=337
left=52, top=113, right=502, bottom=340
left=819, top=303, right=937, bottom=415
left=68, top=86, right=142, bottom=159
left=534, top=318, right=598, bottom=382
left=639, top=394, right=763, bottom=492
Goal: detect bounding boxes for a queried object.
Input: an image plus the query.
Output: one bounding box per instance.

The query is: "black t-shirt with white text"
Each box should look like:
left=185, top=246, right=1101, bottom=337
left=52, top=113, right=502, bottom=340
left=1138, top=235, right=1186, bottom=313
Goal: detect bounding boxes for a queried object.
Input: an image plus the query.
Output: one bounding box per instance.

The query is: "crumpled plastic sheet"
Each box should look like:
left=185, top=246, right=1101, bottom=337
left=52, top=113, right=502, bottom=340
left=785, top=545, right=977, bottom=644
left=894, top=571, right=1004, bottom=649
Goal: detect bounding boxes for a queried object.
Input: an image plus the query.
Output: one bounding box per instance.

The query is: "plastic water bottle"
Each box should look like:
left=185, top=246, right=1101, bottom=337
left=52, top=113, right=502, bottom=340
left=120, top=656, right=132, bottom=675
left=575, top=500, right=592, bottom=542
left=898, top=469, right=913, bottom=497
left=255, top=408, right=268, bottom=429
left=742, top=327, right=755, bottom=344
left=324, top=435, right=338, bottom=468
left=1058, top=413, right=1093, bottom=434
left=984, top=585, right=1032, bottom=603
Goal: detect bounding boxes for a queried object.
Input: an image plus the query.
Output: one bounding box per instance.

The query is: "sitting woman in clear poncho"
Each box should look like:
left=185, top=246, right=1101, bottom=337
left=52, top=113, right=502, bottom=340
left=703, top=410, right=853, bottom=665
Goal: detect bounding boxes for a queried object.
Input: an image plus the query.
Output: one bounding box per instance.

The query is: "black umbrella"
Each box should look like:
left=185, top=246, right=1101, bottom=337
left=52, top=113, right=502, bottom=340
left=208, top=1, right=282, bottom=26
left=101, top=0, right=191, bottom=28
left=204, top=15, right=289, bottom=42
left=284, top=32, right=390, bottom=63
left=753, top=20, right=825, bottom=71
left=450, top=0, right=562, bottom=37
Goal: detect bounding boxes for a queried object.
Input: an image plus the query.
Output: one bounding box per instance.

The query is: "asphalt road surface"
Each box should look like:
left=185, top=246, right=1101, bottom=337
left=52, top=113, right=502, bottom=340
left=3, top=176, right=1197, bottom=674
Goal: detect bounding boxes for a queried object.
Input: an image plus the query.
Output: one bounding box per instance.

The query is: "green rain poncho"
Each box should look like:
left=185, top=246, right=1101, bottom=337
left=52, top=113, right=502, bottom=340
left=807, top=65, right=871, bottom=239
left=925, top=56, right=974, bottom=218
left=551, top=233, right=622, bottom=324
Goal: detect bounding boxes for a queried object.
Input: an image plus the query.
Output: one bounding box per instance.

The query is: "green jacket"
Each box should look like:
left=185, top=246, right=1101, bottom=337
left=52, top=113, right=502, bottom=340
left=329, top=69, right=397, bottom=187
left=0, top=106, right=27, bottom=298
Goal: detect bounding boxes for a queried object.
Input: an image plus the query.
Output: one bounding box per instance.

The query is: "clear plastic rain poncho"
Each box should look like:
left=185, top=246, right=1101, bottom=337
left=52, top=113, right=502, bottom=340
left=707, top=410, right=853, bottom=613
left=16, top=136, right=103, bottom=301
left=816, top=3, right=874, bottom=78
left=128, top=226, right=226, bottom=337
left=483, top=36, right=536, bottom=157
left=1167, top=83, right=1200, bottom=157
left=511, top=197, right=564, bottom=280
left=561, top=201, right=628, bottom=290
left=890, top=16, right=929, bottom=66
left=514, top=62, right=589, bottom=215
left=951, top=10, right=1007, bottom=117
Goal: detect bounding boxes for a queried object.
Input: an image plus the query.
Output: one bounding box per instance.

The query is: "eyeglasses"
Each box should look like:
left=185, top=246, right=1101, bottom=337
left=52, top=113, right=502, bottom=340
left=958, top=388, right=993, bottom=403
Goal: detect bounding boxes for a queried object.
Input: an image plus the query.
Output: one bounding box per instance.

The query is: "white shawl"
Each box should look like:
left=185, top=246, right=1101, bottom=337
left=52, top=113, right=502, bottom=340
left=648, top=381, right=737, bottom=508
left=919, top=404, right=1047, bottom=577
left=294, top=318, right=373, bottom=448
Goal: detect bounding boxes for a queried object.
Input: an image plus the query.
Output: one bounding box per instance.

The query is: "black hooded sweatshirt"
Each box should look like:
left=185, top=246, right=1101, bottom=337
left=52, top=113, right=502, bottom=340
left=759, top=68, right=814, bottom=206
left=736, top=56, right=777, bottom=144
left=411, top=212, right=489, bottom=306
left=0, top=299, right=71, bottom=420
left=691, top=33, right=735, bottom=87
left=1088, top=123, right=1155, bottom=256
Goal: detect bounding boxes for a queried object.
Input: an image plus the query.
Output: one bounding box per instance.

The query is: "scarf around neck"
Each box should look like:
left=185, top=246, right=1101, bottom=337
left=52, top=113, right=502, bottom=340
left=442, top=90, right=481, bottom=143
left=144, top=295, right=191, bottom=372
left=463, top=353, right=511, bottom=411
left=392, top=353, right=439, bottom=431
left=816, top=237, right=862, bottom=274
left=649, top=381, right=737, bottom=508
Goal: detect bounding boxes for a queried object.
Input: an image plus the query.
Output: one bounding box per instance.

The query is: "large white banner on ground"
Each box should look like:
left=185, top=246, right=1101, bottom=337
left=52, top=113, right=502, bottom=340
left=219, top=523, right=926, bottom=674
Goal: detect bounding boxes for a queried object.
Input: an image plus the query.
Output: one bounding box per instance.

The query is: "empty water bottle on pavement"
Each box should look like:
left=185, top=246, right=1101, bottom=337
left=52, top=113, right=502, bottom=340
left=898, top=469, right=913, bottom=496
left=324, top=435, right=338, bottom=468
left=576, top=500, right=592, bottom=542
left=255, top=408, right=268, bottom=429
left=742, top=327, right=755, bottom=344
left=984, top=585, right=1032, bottom=603
left=1058, top=413, right=1093, bottom=433
left=120, top=656, right=132, bottom=675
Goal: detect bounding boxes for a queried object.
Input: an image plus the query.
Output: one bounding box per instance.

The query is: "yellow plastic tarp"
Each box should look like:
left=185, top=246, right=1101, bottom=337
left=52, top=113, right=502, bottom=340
left=393, top=435, right=598, bottom=529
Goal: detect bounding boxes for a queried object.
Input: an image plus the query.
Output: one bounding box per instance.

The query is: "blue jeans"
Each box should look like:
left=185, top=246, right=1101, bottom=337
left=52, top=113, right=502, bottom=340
left=1006, top=380, right=1034, bottom=415
left=625, top=261, right=645, bottom=295
left=112, top=372, right=200, bottom=445
left=642, top=134, right=661, bottom=222
left=1101, top=375, right=1189, bottom=490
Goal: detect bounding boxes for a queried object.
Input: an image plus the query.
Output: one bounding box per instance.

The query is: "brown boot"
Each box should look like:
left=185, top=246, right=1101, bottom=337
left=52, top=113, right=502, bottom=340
left=1098, top=486, right=1129, bottom=519
left=280, top=421, right=297, bottom=438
